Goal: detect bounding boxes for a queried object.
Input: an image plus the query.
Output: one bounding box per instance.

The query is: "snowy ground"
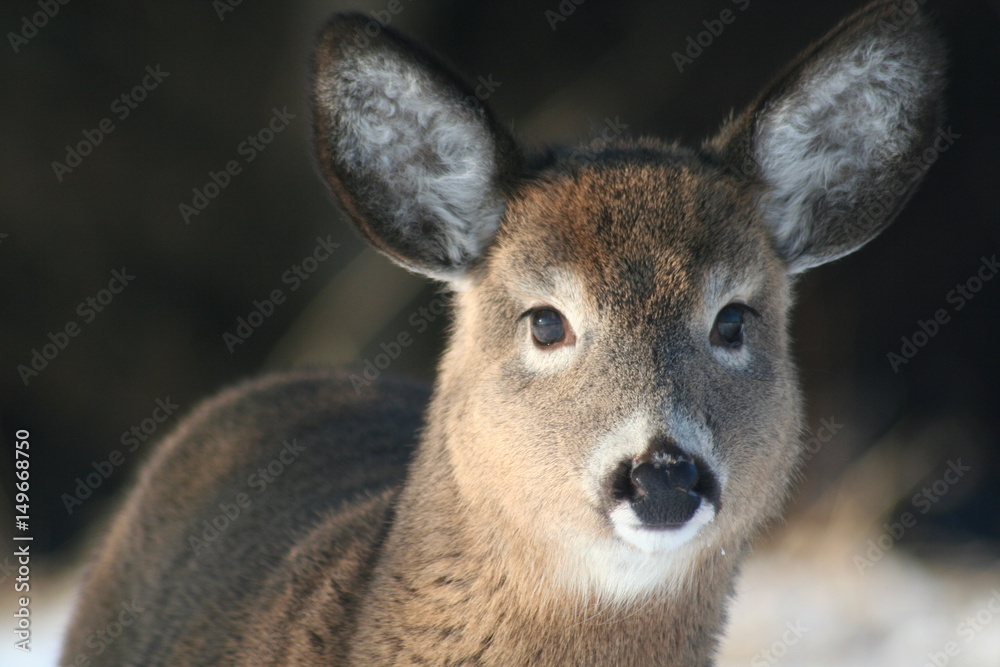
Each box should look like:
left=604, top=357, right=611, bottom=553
left=718, top=538, right=1000, bottom=666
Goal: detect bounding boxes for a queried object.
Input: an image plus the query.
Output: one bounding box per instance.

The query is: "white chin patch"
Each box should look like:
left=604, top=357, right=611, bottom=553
left=609, top=500, right=716, bottom=553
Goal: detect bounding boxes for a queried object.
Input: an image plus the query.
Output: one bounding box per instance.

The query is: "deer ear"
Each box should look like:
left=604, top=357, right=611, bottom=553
left=706, top=1, right=946, bottom=274
left=311, top=13, right=523, bottom=282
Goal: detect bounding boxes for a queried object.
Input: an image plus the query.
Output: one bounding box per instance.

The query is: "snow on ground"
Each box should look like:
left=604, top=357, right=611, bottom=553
left=719, top=538, right=1000, bottom=666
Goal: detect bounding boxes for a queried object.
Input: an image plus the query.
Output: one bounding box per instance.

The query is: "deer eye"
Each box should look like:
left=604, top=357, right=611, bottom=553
left=530, top=308, right=567, bottom=347
left=711, top=304, right=751, bottom=348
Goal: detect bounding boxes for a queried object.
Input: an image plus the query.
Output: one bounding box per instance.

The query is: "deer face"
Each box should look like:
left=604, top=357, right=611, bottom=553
left=435, top=154, right=799, bottom=599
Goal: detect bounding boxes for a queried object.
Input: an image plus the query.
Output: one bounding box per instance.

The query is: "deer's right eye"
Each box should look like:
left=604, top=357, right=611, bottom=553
left=529, top=308, right=571, bottom=347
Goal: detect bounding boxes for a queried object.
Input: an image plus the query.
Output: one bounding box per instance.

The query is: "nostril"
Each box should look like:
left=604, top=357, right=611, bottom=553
left=666, top=459, right=698, bottom=492
left=630, top=462, right=661, bottom=497
left=630, top=459, right=698, bottom=496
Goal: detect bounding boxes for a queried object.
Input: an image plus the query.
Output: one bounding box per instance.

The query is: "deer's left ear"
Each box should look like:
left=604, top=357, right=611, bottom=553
left=706, top=1, right=947, bottom=274
left=311, top=13, right=523, bottom=282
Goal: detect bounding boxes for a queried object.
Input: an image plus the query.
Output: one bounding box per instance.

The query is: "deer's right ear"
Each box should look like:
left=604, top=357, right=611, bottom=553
left=311, top=14, right=522, bottom=282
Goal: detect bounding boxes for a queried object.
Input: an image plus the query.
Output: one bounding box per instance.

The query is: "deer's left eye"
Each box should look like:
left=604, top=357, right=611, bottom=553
left=711, top=304, right=753, bottom=348
left=520, top=306, right=577, bottom=351
left=531, top=308, right=566, bottom=346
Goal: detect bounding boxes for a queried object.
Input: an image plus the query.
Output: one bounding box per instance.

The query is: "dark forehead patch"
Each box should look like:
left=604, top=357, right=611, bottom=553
left=495, top=139, right=766, bottom=324
left=614, top=257, right=658, bottom=304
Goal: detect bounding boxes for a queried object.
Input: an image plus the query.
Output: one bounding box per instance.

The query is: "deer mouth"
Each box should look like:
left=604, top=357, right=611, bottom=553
left=608, top=441, right=720, bottom=550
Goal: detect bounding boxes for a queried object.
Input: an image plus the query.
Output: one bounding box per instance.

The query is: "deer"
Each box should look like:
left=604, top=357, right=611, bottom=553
left=61, top=2, right=945, bottom=664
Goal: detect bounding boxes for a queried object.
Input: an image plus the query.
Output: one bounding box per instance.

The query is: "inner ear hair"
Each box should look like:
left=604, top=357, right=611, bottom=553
left=311, top=13, right=523, bottom=282
left=705, top=1, right=946, bottom=273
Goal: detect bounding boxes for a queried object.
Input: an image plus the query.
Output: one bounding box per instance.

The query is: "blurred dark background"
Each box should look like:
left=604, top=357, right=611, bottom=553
left=1, top=0, right=997, bottom=566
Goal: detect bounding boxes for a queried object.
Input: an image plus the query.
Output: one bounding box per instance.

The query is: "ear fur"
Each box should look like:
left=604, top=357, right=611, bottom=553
left=312, top=13, right=522, bottom=281
left=706, top=1, right=947, bottom=273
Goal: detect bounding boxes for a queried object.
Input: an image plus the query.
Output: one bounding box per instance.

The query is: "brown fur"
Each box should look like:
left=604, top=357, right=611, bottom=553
left=62, top=2, right=945, bottom=665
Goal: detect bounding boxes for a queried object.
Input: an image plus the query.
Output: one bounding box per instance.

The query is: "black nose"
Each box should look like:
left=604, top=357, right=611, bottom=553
left=628, top=459, right=702, bottom=527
